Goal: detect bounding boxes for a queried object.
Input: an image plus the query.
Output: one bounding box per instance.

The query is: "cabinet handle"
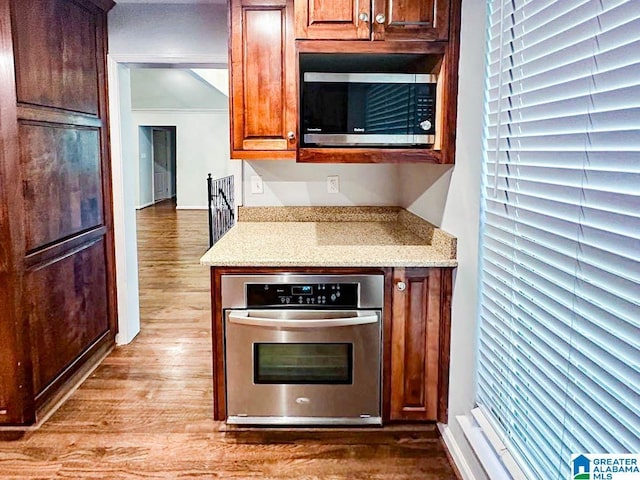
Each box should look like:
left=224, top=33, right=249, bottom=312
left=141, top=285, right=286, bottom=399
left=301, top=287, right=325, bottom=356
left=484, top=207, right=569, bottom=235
left=287, top=131, right=296, bottom=141
left=375, top=13, right=386, bottom=24
left=396, top=281, right=406, bottom=292
left=358, top=12, right=369, bottom=22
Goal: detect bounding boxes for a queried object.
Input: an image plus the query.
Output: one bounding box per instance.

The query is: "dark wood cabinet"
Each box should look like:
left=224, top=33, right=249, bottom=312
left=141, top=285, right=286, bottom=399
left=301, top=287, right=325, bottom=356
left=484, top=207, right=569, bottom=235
left=296, top=0, right=460, bottom=164
left=389, top=267, right=452, bottom=422
left=0, top=0, right=116, bottom=425
left=295, top=0, right=370, bottom=40
left=228, top=0, right=461, bottom=163
left=372, top=0, right=449, bottom=41
left=229, top=0, right=297, bottom=160
left=209, top=266, right=452, bottom=424
left=295, top=0, right=449, bottom=41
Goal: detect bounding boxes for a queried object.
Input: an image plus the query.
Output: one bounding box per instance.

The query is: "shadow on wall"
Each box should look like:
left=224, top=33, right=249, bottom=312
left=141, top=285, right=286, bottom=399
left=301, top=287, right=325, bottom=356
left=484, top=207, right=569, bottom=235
left=244, top=161, right=404, bottom=207
left=398, top=164, right=454, bottom=226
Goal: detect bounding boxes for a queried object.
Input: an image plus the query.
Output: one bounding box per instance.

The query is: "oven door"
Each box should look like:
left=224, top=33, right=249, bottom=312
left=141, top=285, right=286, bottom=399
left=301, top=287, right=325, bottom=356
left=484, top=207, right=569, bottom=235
left=224, top=309, right=382, bottom=425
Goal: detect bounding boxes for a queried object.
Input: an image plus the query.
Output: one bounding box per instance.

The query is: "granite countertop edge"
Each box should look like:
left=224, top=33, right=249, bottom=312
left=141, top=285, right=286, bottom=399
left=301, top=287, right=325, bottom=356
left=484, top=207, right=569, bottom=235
left=200, top=207, right=458, bottom=268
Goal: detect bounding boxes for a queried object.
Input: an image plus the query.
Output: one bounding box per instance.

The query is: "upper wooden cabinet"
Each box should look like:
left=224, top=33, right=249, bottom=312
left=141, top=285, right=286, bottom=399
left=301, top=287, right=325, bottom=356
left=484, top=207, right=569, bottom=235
left=295, top=0, right=370, bottom=40
left=228, top=0, right=461, bottom=163
left=229, top=0, right=297, bottom=160
left=295, top=0, right=449, bottom=41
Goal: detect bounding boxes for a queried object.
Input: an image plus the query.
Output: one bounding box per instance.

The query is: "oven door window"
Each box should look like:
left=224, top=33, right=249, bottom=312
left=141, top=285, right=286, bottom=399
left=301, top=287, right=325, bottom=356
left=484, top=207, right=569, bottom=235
left=253, top=343, right=353, bottom=384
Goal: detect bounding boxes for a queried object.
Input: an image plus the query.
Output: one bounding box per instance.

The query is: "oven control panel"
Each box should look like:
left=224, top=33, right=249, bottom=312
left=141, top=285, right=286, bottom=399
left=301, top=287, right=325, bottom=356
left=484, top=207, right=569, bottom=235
left=246, top=283, right=358, bottom=308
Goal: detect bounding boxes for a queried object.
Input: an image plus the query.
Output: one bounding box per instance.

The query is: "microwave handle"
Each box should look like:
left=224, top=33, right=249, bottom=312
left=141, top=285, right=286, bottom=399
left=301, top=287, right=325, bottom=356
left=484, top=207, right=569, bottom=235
left=227, top=311, right=378, bottom=328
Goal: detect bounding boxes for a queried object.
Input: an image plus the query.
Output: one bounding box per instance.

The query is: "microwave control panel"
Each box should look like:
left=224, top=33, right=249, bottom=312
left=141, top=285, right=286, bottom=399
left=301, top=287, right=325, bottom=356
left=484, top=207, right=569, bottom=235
left=246, top=283, right=358, bottom=308
left=416, top=84, right=436, bottom=134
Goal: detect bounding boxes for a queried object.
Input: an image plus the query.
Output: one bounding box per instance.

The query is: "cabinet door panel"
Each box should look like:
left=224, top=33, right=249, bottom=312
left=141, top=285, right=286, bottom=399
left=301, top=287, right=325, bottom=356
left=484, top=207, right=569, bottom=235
left=12, top=0, right=99, bottom=114
left=26, top=239, right=109, bottom=396
left=295, top=0, right=370, bottom=39
left=20, top=124, right=103, bottom=252
left=373, top=0, right=449, bottom=41
left=230, top=0, right=296, bottom=158
left=244, top=9, right=286, bottom=143
left=390, top=267, right=442, bottom=421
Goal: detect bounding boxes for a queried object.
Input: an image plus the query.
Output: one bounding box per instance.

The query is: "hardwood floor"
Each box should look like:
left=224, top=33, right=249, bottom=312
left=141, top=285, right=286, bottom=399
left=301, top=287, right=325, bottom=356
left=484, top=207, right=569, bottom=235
left=0, top=200, right=459, bottom=479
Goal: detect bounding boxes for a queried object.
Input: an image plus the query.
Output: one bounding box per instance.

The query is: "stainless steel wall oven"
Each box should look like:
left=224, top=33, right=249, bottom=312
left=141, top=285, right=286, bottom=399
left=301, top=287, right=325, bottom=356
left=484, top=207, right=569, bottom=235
left=221, top=274, right=384, bottom=426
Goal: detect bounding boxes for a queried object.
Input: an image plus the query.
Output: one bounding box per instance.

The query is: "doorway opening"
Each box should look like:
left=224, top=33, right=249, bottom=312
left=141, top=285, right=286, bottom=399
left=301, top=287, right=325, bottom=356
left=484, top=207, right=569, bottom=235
left=108, top=59, right=239, bottom=345
left=138, top=126, right=177, bottom=208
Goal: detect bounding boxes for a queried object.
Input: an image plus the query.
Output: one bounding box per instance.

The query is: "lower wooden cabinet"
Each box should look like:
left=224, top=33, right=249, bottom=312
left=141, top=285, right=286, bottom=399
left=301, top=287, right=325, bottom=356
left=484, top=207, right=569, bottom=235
left=209, top=266, right=453, bottom=424
left=389, top=267, right=452, bottom=422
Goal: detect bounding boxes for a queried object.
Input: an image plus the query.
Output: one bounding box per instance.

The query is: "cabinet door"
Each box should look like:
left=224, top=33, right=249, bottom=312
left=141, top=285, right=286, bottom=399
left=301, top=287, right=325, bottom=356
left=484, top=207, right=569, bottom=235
left=295, top=0, right=370, bottom=40
left=372, top=0, right=449, bottom=41
left=390, top=267, right=450, bottom=421
left=230, top=0, right=296, bottom=159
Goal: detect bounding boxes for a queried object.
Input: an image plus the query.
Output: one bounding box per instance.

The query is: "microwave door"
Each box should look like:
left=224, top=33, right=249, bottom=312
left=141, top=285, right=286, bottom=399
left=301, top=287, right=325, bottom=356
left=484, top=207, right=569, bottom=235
left=302, top=76, right=435, bottom=146
left=303, top=82, right=349, bottom=137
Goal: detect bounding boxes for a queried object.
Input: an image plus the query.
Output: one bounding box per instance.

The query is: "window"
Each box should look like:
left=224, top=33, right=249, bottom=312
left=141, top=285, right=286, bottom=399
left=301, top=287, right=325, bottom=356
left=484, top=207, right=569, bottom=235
left=477, top=1, right=640, bottom=478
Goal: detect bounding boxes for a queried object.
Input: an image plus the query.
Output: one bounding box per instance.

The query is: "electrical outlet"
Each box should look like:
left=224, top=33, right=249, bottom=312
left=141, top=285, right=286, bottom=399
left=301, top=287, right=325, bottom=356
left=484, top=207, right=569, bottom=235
left=250, top=175, right=263, bottom=194
left=327, top=175, right=339, bottom=194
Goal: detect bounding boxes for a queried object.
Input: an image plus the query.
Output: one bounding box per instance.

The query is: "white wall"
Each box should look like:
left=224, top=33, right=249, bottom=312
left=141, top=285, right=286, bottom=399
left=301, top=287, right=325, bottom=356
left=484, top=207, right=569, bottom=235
left=129, top=68, right=231, bottom=208
left=138, top=127, right=153, bottom=207
left=132, top=110, right=230, bottom=209
left=244, top=161, right=402, bottom=206
left=108, top=3, right=227, bottom=59
left=130, top=68, right=228, bottom=109
left=109, top=62, right=141, bottom=344
left=399, top=1, right=488, bottom=478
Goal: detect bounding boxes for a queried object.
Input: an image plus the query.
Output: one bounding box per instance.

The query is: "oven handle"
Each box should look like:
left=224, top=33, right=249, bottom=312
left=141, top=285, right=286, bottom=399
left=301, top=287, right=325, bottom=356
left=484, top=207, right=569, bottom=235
left=227, top=311, right=379, bottom=328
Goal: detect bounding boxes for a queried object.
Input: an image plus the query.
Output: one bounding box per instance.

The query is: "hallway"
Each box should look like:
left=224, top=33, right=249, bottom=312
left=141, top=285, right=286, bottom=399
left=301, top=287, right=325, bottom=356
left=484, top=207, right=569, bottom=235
left=0, top=201, right=458, bottom=479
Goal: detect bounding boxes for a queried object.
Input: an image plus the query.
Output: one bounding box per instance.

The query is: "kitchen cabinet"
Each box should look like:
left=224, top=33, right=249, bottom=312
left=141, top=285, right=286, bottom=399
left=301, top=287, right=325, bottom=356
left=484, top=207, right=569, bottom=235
left=229, top=0, right=297, bottom=160
left=0, top=0, right=117, bottom=425
left=295, top=0, right=449, bottom=41
left=208, top=265, right=452, bottom=424
left=389, top=267, right=452, bottom=422
left=227, top=0, right=461, bottom=163
left=295, top=0, right=461, bottom=164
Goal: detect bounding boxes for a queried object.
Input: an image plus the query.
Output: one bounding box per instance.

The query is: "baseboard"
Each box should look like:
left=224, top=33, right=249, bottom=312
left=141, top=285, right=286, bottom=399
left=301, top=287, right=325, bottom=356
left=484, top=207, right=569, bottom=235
left=176, top=205, right=208, bottom=210
left=0, top=339, right=113, bottom=432
left=440, top=423, right=478, bottom=480
left=136, top=202, right=154, bottom=210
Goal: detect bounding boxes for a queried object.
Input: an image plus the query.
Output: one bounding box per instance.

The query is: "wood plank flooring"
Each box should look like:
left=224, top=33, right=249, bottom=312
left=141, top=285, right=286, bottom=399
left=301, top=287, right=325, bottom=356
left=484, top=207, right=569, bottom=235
left=0, top=200, right=459, bottom=479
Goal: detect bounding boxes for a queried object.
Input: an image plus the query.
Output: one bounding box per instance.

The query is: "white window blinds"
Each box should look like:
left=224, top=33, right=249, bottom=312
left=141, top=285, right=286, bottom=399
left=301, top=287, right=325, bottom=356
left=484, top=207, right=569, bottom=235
left=477, top=0, right=640, bottom=478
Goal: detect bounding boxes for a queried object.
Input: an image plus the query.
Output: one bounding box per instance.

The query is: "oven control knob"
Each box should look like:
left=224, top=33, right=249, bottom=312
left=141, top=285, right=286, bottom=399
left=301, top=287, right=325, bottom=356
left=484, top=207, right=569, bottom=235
left=285, top=297, right=290, bottom=304
left=396, top=281, right=407, bottom=292
left=419, top=120, right=432, bottom=131
left=330, top=293, right=336, bottom=301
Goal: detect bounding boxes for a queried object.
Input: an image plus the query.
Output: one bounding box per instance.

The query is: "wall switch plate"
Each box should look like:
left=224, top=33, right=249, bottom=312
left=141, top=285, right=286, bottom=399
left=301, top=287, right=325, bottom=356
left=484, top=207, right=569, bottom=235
left=250, top=175, right=263, bottom=194
left=327, top=175, right=339, bottom=194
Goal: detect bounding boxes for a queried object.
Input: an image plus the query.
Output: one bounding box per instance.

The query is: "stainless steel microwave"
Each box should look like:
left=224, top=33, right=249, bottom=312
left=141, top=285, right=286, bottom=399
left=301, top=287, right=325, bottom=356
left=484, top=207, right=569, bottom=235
left=301, top=72, right=437, bottom=147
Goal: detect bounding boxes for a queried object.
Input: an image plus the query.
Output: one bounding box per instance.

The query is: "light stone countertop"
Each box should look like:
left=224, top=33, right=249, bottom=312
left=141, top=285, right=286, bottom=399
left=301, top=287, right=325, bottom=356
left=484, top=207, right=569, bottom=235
left=200, top=207, right=457, bottom=268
